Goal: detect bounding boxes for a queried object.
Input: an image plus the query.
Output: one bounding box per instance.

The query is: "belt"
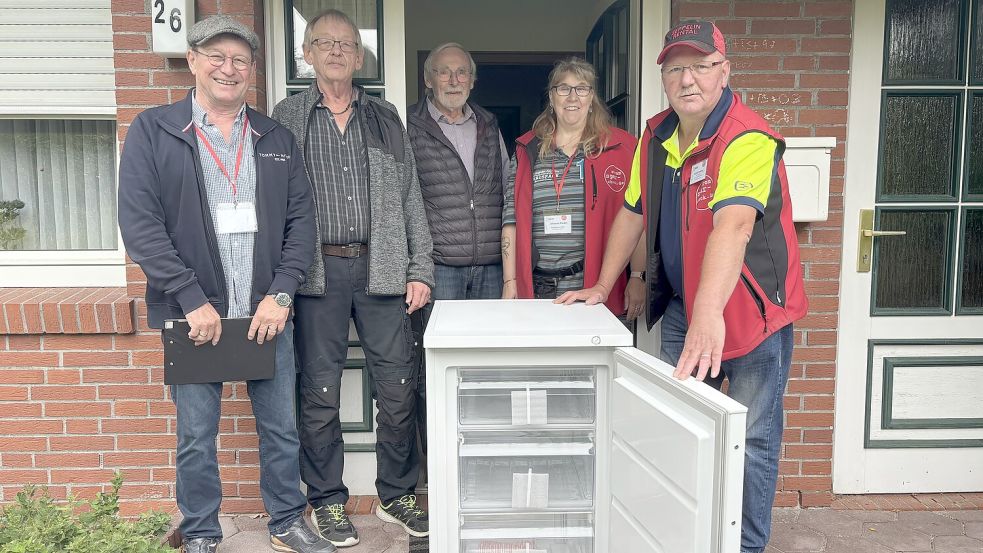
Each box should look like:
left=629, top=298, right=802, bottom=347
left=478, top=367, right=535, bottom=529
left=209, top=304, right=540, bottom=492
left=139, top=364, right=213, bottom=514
left=533, top=260, right=585, bottom=279
left=321, top=243, right=368, bottom=258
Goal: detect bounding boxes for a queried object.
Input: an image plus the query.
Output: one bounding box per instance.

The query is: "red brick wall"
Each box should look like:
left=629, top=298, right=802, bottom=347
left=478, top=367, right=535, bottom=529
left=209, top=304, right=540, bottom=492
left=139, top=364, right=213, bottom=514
left=672, top=0, right=852, bottom=507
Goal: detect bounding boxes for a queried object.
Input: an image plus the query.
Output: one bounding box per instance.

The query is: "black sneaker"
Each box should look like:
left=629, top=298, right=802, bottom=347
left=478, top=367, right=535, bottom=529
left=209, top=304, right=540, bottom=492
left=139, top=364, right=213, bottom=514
left=270, top=516, right=337, bottom=553
left=182, top=537, right=219, bottom=553
left=311, top=503, right=359, bottom=547
left=376, top=494, right=429, bottom=537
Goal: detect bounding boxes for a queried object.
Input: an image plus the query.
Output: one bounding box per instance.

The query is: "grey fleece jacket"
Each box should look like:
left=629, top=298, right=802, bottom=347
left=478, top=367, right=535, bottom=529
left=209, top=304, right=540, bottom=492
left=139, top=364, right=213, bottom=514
left=272, top=84, right=434, bottom=296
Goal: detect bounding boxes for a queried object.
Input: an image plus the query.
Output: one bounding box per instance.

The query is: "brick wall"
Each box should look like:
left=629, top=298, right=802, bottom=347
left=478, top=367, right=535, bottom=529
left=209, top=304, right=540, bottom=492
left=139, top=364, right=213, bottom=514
left=672, top=0, right=852, bottom=507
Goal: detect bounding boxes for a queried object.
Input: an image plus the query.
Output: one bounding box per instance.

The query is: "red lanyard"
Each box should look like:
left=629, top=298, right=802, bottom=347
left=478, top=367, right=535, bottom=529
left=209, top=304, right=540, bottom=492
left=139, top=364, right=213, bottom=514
left=195, top=116, right=250, bottom=200
left=551, top=152, right=577, bottom=211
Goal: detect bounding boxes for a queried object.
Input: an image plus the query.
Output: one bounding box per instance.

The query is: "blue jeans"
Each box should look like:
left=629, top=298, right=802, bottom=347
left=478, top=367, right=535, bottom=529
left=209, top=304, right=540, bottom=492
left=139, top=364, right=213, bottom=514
left=433, top=263, right=503, bottom=300
left=171, top=322, right=307, bottom=539
left=659, top=297, right=792, bottom=553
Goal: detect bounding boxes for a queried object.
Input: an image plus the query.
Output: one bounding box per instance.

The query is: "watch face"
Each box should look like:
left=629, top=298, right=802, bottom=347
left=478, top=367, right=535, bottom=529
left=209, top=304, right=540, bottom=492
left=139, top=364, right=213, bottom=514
left=274, top=293, right=291, bottom=307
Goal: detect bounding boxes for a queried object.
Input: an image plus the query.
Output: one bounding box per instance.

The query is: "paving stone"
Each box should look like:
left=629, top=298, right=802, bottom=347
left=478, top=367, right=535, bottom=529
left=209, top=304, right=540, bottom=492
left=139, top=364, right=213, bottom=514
left=931, top=536, right=983, bottom=553
left=767, top=523, right=826, bottom=552
left=966, top=522, right=983, bottom=540
left=773, top=508, right=802, bottom=524
left=947, top=511, right=983, bottom=522
left=822, top=536, right=896, bottom=553
left=842, top=511, right=900, bottom=523
left=218, top=516, right=239, bottom=539
left=230, top=513, right=269, bottom=533
left=863, top=523, right=934, bottom=551
left=897, top=511, right=966, bottom=536
left=797, top=509, right=866, bottom=537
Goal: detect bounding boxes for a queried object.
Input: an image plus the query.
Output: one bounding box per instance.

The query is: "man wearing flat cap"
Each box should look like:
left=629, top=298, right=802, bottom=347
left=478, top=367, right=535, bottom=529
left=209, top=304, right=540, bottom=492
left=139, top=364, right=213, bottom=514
left=559, top=20, right=807, bottom=553
left=118, top=15, right=335, bottom=553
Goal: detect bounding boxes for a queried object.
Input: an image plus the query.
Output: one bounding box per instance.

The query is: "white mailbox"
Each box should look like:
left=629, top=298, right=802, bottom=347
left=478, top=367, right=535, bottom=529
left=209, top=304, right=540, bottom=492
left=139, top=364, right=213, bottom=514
left=782, top=136, right=836, bottom=223
left=151, top=0, right=195, bottom=57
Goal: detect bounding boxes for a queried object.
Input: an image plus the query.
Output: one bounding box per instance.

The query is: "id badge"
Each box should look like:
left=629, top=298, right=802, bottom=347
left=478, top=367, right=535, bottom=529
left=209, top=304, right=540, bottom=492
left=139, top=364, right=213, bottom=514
left=543, top=211, right=573, bottom=235
left=216, top=202, right=258, bottom=234
left=690, top=159, right=708, bottom=184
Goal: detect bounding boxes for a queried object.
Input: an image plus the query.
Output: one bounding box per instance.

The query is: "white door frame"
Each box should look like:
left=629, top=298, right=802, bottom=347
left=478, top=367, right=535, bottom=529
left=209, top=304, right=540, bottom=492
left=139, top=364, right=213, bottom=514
left=833, top=0, right=983, bottom=493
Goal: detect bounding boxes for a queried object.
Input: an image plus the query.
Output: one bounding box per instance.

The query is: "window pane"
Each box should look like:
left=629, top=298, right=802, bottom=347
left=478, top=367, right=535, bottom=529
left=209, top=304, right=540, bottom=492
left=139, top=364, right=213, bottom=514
left=884, top=0, right=964, bottom=83
left=291, top=0, right=381, bottom=83
left=960, top=209, right=983, bottom=311
left=968, top=93, right=983, bottom=197
left=879, top=93, right=960, bottom=199
left=973, top=0, right=983, bottom=82
left=0, top=120, right=117, bottom=251
left=873, top=209, right=953, bottom=313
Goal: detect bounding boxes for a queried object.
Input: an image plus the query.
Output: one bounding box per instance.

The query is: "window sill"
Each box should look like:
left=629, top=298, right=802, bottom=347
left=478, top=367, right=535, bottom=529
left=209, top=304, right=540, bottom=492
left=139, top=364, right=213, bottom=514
left=0, top=287, right=134, bottom=335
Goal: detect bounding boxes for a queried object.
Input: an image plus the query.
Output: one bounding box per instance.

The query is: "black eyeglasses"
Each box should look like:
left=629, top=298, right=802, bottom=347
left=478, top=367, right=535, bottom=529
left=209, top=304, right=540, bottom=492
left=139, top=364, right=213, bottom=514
left=551, top=84, right=593, bottom=97
left=310, top=38, right=359, bottom=53
left=194, top=49, right=252, bottom=71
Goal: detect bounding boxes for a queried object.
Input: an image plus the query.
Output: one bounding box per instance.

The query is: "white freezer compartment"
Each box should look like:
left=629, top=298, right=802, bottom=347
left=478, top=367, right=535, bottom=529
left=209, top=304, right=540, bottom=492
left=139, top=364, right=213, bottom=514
left=459, top=431, right=595, bottom=510
left=458, top=368, right=596, bottom=426
left=461, top=513, right=593, bottom=553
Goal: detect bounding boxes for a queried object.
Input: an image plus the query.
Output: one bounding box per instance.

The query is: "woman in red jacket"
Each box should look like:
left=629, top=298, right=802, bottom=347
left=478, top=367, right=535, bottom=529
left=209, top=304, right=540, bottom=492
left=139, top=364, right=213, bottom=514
left=501, top=57, right=646, bottom=321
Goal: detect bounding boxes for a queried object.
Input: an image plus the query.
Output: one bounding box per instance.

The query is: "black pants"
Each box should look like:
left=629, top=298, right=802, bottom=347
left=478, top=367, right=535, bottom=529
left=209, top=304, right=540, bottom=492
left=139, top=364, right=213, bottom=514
left=294, top=254, right=418, bottom=506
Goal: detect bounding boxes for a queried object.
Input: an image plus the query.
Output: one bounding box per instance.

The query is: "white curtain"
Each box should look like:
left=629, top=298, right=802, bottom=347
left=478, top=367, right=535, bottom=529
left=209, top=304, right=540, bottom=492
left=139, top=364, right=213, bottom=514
left=0, top=119, right=117, bottom=251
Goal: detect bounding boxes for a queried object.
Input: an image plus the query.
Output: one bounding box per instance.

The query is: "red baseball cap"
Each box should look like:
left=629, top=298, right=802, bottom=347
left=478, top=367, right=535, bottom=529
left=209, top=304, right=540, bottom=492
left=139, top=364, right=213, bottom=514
left=657, top=21, right=727, bottom=64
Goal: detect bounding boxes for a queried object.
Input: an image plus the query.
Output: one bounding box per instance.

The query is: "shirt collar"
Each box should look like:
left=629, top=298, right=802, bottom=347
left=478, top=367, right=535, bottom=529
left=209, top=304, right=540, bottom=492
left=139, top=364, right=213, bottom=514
left=426, top=96, right=474, bottom=125
left=191, top=89, right=246, bottom=127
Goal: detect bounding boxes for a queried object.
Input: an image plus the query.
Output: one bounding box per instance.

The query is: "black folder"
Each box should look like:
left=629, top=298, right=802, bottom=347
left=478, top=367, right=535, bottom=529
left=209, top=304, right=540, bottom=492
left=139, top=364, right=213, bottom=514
left=162, top=317, right=276, bottom=385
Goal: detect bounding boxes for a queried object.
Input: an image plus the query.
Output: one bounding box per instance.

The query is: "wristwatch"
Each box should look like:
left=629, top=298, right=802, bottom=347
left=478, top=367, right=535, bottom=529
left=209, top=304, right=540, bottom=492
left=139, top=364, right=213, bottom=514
left=271, top=292, right=293, bottom=308
left=629, top=271, right=646, bottom=281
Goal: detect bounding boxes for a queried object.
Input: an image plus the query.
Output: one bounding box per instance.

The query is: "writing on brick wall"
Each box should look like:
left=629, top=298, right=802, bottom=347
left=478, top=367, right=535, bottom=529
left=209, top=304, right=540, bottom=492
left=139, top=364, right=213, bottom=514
left=760, top=108, right=792, bottom=126
left=746, top=92, right=806, bottom=106
left=730, top=38, right=777, bottom=51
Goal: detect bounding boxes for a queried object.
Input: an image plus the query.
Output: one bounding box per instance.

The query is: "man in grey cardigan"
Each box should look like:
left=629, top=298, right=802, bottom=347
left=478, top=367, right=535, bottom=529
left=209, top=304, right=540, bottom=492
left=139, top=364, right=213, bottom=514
left=271, top=8, right=433, bottom=548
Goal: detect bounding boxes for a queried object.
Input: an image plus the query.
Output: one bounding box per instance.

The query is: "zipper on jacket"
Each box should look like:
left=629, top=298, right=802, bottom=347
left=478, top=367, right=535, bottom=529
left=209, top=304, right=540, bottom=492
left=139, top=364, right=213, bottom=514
left=741, top=272, right=768, bottom=333
left=190, top=139, right=230, bottom=316
left=589, top=163, right=598, bottom=210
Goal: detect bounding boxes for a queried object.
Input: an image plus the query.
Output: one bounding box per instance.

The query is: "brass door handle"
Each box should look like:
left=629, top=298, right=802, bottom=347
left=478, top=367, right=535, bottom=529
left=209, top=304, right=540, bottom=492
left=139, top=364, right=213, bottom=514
left=857, top=209, right=906, bottom=272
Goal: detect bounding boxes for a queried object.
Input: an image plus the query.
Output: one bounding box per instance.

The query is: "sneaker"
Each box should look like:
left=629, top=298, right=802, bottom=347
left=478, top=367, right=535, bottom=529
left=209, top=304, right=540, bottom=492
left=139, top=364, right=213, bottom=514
left=270, top=516, right=338, bottom=553
left=311, top=503, right=359, bottom=547
left=182, top=537, right=219, bottom=553
left=376, top=494, right=429, bottom=537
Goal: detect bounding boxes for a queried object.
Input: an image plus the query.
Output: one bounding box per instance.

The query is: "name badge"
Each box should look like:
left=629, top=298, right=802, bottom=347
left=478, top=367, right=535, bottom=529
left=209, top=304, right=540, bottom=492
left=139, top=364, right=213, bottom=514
left=216, top=202, right=258, bottom=234
left=544, top=212, right=573, bottom=235
left=690, top=159, right=708, bottom=184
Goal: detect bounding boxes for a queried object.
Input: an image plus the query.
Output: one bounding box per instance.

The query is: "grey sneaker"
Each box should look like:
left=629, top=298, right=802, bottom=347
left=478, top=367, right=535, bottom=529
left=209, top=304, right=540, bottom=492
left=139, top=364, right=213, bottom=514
left=376, top=494, right=429, bottom=537
left=311, top=503, right=359, bottom=547
left=270, top=516, right=337, bottom=553
left=182, top=537, right=219, bottom=553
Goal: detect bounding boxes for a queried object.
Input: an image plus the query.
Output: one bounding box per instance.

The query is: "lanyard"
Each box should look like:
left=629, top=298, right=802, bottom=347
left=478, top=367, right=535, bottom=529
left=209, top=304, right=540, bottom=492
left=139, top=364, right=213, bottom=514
left=551, top=151, right=577, bottom=211
left=195, top=116, right=250, bottom=201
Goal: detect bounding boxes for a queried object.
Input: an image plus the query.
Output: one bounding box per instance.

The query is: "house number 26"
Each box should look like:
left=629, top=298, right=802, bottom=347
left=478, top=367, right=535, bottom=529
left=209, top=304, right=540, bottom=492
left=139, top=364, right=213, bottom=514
left=153, top=0, right=182, bottom=33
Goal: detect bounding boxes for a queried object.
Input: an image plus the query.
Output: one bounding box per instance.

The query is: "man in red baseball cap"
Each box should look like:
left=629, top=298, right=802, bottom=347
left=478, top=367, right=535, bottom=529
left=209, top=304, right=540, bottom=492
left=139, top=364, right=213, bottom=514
left=559, top=20, right=807, bottom=553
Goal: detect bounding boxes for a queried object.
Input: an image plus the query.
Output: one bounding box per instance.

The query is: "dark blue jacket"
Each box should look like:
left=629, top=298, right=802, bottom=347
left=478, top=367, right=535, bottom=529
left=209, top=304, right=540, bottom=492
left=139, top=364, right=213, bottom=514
left=118, top=91, right=315, bottom=329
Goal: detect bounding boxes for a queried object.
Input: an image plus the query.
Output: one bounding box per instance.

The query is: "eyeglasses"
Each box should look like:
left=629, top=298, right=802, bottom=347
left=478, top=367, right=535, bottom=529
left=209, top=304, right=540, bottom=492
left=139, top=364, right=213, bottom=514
left=433, top=67, right=473, bottom=82
left=310, top=38, right=359, bottom=53
left=661, top=60, right=726, bottom=78
left=194, top=49, right=252, bottom=71
left=551, top=84, right=593, bottom=97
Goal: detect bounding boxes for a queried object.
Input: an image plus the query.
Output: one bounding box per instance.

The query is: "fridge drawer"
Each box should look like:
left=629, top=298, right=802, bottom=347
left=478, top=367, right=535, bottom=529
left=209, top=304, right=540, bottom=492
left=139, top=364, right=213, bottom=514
left=459, top=431, right=594, bottom=510
left=460, top=513, right=593, bottom=553
left=458, top=368, right=596, bottom=426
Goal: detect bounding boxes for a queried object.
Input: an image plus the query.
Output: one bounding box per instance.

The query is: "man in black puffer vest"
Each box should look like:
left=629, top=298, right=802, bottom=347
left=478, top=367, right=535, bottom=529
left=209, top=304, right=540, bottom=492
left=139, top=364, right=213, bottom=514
left=406, top=42, right=509, bottom=461
left=408, top=42, right=508, bottom=301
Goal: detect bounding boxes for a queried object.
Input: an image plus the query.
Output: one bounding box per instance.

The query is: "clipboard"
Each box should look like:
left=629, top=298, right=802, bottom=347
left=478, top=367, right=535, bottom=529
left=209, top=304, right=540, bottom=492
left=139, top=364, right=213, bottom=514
left=162, top=317, right=276, bottom=385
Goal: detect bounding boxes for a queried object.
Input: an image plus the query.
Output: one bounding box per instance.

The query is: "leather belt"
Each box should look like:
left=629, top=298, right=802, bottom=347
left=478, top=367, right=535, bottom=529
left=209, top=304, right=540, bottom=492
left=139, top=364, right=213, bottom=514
left=321, top=243, right=368, bottom=258
left=533, top=260, right=585, bottom=278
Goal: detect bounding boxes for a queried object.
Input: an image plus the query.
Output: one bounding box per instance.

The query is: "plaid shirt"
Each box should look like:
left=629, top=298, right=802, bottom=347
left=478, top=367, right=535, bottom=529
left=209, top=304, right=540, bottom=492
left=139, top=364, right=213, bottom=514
left=306, top=94, right=370, bottom=244
left=191, top=93, right=256, bottom=318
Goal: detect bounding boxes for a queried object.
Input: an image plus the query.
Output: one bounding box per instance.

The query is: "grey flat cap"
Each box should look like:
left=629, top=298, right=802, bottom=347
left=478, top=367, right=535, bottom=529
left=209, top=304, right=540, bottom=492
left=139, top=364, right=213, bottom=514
left=187, top=15, right=259, bottom=52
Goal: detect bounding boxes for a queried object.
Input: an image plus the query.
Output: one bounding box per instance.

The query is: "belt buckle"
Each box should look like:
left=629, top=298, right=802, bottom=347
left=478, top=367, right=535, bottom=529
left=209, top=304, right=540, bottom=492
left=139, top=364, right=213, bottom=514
left=345, top=243, right=361, bottom=258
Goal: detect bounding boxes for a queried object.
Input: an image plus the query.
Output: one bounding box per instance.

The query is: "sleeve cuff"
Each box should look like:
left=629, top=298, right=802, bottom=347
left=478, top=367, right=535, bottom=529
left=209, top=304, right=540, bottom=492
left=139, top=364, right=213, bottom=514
left=269, top=273, right=301, bottom=298
left=174, top=282, right=209, bottom=316
left=624, top=199, right=643, bottom=214
left=711, top=196, right=765, bottom=215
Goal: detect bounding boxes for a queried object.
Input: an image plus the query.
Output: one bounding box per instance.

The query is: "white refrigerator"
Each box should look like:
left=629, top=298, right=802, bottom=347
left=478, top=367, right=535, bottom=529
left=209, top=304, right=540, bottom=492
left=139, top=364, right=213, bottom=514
left=425, top=299, right=748, bottom=553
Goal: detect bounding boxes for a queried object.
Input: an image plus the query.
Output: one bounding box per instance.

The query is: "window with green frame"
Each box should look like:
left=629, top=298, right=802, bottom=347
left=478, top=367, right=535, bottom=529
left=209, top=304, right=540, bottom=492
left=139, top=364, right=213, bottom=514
left=871, top=0, right=983, bottom=315
left=284, top=0, right=384, bottom=94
